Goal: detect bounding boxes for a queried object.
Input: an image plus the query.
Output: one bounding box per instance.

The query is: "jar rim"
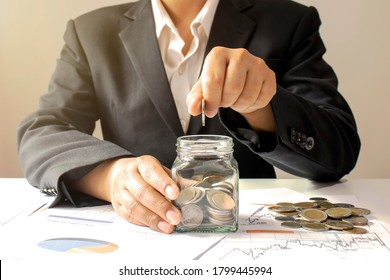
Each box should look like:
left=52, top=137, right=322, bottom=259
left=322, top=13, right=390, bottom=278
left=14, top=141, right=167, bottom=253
left=176, top=135, right=234, bottom=153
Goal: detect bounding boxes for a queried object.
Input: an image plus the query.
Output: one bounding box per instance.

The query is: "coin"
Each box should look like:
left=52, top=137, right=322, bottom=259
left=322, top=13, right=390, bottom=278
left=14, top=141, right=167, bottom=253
left=325, top=207, right=352, bottom=219
left=299, top=209, right=328, bottom=223
left=203, top=175, right=224, bottom=184
left=275, top=215, right=296, bottom=222
left=207, top=190, right=235, bottom=210
left=175, top=187, right=197, bottom=207
left=344, top=227, right=368, bottom=234
left=181, top=204, right=204, bottom=228
left=350, top=207, right=371, bottom=216
left=317, top=201, right=335, bottom=210
left=333, top=203, right=355, bottom=208
left=211, top=181, right=234, bottom=194
left=309, top=197, right=328, bottom=202
left=276, top=202, right=294, bottom=207
left=201, top=98, right=206, bottom=127
left=277, top=211, right=300, bottom=217
left=293, top=201, right=317, bottom=209
left=342, top=216, right=368, bottom=226
left=301, top=222, right=329, bottom=232
left=270, top=197, right=371, bottom=234
left=281, top=221, right=302, bottom=228
left=268, top=206, right=297, bottom=213
left=325, top=220, right=354, bottom=231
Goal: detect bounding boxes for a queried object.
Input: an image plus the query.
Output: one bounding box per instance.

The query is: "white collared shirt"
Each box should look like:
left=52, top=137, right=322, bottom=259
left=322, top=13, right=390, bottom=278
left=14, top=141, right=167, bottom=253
left=151, top=0, right=220, bottom=133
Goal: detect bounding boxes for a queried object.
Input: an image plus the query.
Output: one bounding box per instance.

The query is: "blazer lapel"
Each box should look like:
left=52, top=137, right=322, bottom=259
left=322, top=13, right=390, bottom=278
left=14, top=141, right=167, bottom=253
left=119, top=0, right=184, bottom=137
left=187, top=0, right=256, bottom=135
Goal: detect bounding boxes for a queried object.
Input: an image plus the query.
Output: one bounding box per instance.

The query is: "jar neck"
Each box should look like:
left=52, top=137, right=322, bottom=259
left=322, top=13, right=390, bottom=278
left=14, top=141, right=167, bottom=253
left=176, top=135, right=234, bottom=158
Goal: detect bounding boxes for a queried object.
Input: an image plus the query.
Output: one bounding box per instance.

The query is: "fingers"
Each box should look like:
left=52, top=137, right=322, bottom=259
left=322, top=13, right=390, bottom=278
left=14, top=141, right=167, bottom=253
left=187, top=47, right=276, bottom=117
left=136, top=156, right=179, bottom=200
left=110, top=157, right=182, bottom=234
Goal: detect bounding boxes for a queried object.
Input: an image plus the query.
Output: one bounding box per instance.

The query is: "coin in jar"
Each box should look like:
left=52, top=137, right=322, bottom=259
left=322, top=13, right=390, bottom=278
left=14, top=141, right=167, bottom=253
left=175, top=187, right=197, bottom=207
left=207, top=190, right=235, bottom=211
left=181, top=204, right=204, bottom=228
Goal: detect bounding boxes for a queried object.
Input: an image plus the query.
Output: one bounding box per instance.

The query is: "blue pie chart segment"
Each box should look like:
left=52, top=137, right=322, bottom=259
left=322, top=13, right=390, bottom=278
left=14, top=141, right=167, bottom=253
left=38, top=238, right=118, bottom=254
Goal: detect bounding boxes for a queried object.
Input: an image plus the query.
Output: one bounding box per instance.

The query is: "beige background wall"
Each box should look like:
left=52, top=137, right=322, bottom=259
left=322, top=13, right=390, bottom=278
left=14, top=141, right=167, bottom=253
left=1, top=0, right=389, bottom=179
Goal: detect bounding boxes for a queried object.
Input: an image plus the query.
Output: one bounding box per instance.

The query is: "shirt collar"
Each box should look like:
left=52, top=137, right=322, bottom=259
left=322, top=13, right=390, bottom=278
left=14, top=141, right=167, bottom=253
left=151, top=0, right=220, bottom=39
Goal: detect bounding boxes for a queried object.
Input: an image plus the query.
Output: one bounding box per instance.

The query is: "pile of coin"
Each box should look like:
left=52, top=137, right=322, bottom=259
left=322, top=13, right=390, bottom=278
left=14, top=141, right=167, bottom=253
left=174, top=175, right=237, bottom=229
left=269, top=197, right=371, bottom=234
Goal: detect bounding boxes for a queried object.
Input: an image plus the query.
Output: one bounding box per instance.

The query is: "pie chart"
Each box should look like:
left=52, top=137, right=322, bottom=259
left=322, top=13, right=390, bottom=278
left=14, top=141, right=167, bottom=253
left=38, top=238, right=118, bottom=254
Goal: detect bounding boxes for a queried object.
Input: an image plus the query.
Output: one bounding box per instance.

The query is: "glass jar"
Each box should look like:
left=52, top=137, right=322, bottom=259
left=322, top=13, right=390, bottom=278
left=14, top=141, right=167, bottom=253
left=171, top=135, right=239, bottom=233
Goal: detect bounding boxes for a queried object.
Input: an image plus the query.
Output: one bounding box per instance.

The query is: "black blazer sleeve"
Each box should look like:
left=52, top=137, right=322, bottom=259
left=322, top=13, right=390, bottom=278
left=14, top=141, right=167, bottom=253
left=220, top=5, right=360, bottom=181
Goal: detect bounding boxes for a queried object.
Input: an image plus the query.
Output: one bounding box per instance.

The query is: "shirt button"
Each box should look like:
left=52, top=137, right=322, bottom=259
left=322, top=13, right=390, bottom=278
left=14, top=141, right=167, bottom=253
left=178, top=64, right=185, bottom=75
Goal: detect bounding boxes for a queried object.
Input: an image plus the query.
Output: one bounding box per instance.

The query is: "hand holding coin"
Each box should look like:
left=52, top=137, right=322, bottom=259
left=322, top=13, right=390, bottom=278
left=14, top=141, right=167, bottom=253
left=186, top=47, right=276, bottom=132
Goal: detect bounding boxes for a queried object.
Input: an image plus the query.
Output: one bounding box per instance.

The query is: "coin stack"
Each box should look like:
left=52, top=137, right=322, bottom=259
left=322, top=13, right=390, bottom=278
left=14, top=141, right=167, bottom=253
left=174, top=175, right=237, bottom=231
left=269, top=197, right=371, bottom=234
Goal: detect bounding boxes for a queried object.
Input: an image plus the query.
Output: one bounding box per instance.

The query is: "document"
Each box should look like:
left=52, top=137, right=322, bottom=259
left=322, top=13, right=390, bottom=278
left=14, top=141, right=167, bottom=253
left=1, top=187, right=389, bottom=262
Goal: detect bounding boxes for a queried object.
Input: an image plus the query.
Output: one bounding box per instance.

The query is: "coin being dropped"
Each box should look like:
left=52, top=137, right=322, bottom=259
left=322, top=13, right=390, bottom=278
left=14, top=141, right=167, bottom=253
left=181, top=204, right=204, bottom=228
left=299, top=209, right=328, bottom=223
left=201, top=98, right=206, bottom=127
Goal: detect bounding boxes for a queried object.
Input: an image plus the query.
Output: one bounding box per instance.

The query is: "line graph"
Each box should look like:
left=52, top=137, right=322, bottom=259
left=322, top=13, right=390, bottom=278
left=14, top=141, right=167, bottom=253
left=198, top=231, right=390, bottom=260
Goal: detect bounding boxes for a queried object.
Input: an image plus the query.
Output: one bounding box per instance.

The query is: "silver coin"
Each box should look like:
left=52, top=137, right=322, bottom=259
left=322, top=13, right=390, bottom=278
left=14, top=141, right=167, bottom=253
left=207, top=190, right=235, bottom=211
left=203, top=175, right=224, bottom=184
left=201, top=98, right=206, bottom=126
left=175, top=187, right=197, bottom=207
left=181, top=204, right=204, bottom=228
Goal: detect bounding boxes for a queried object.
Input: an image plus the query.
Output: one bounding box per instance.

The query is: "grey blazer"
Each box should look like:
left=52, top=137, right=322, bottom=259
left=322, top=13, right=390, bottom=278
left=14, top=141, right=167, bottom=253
left=17, top=0, right=360, bottom=205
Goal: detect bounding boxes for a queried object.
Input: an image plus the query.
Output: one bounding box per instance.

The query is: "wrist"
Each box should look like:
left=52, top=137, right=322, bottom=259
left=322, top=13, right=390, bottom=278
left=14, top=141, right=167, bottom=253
left=241, top=104, right=276, bottom=132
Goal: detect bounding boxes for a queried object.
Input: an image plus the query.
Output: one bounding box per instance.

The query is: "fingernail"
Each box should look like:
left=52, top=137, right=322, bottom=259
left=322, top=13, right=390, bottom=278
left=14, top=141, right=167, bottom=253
left=165, top=185, right=177, bottom=199
left=207, top=109, right=218, bottom=118
left=166, top=209, right=181, bottom=225
left=157, top=220, right=172, bottom=233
